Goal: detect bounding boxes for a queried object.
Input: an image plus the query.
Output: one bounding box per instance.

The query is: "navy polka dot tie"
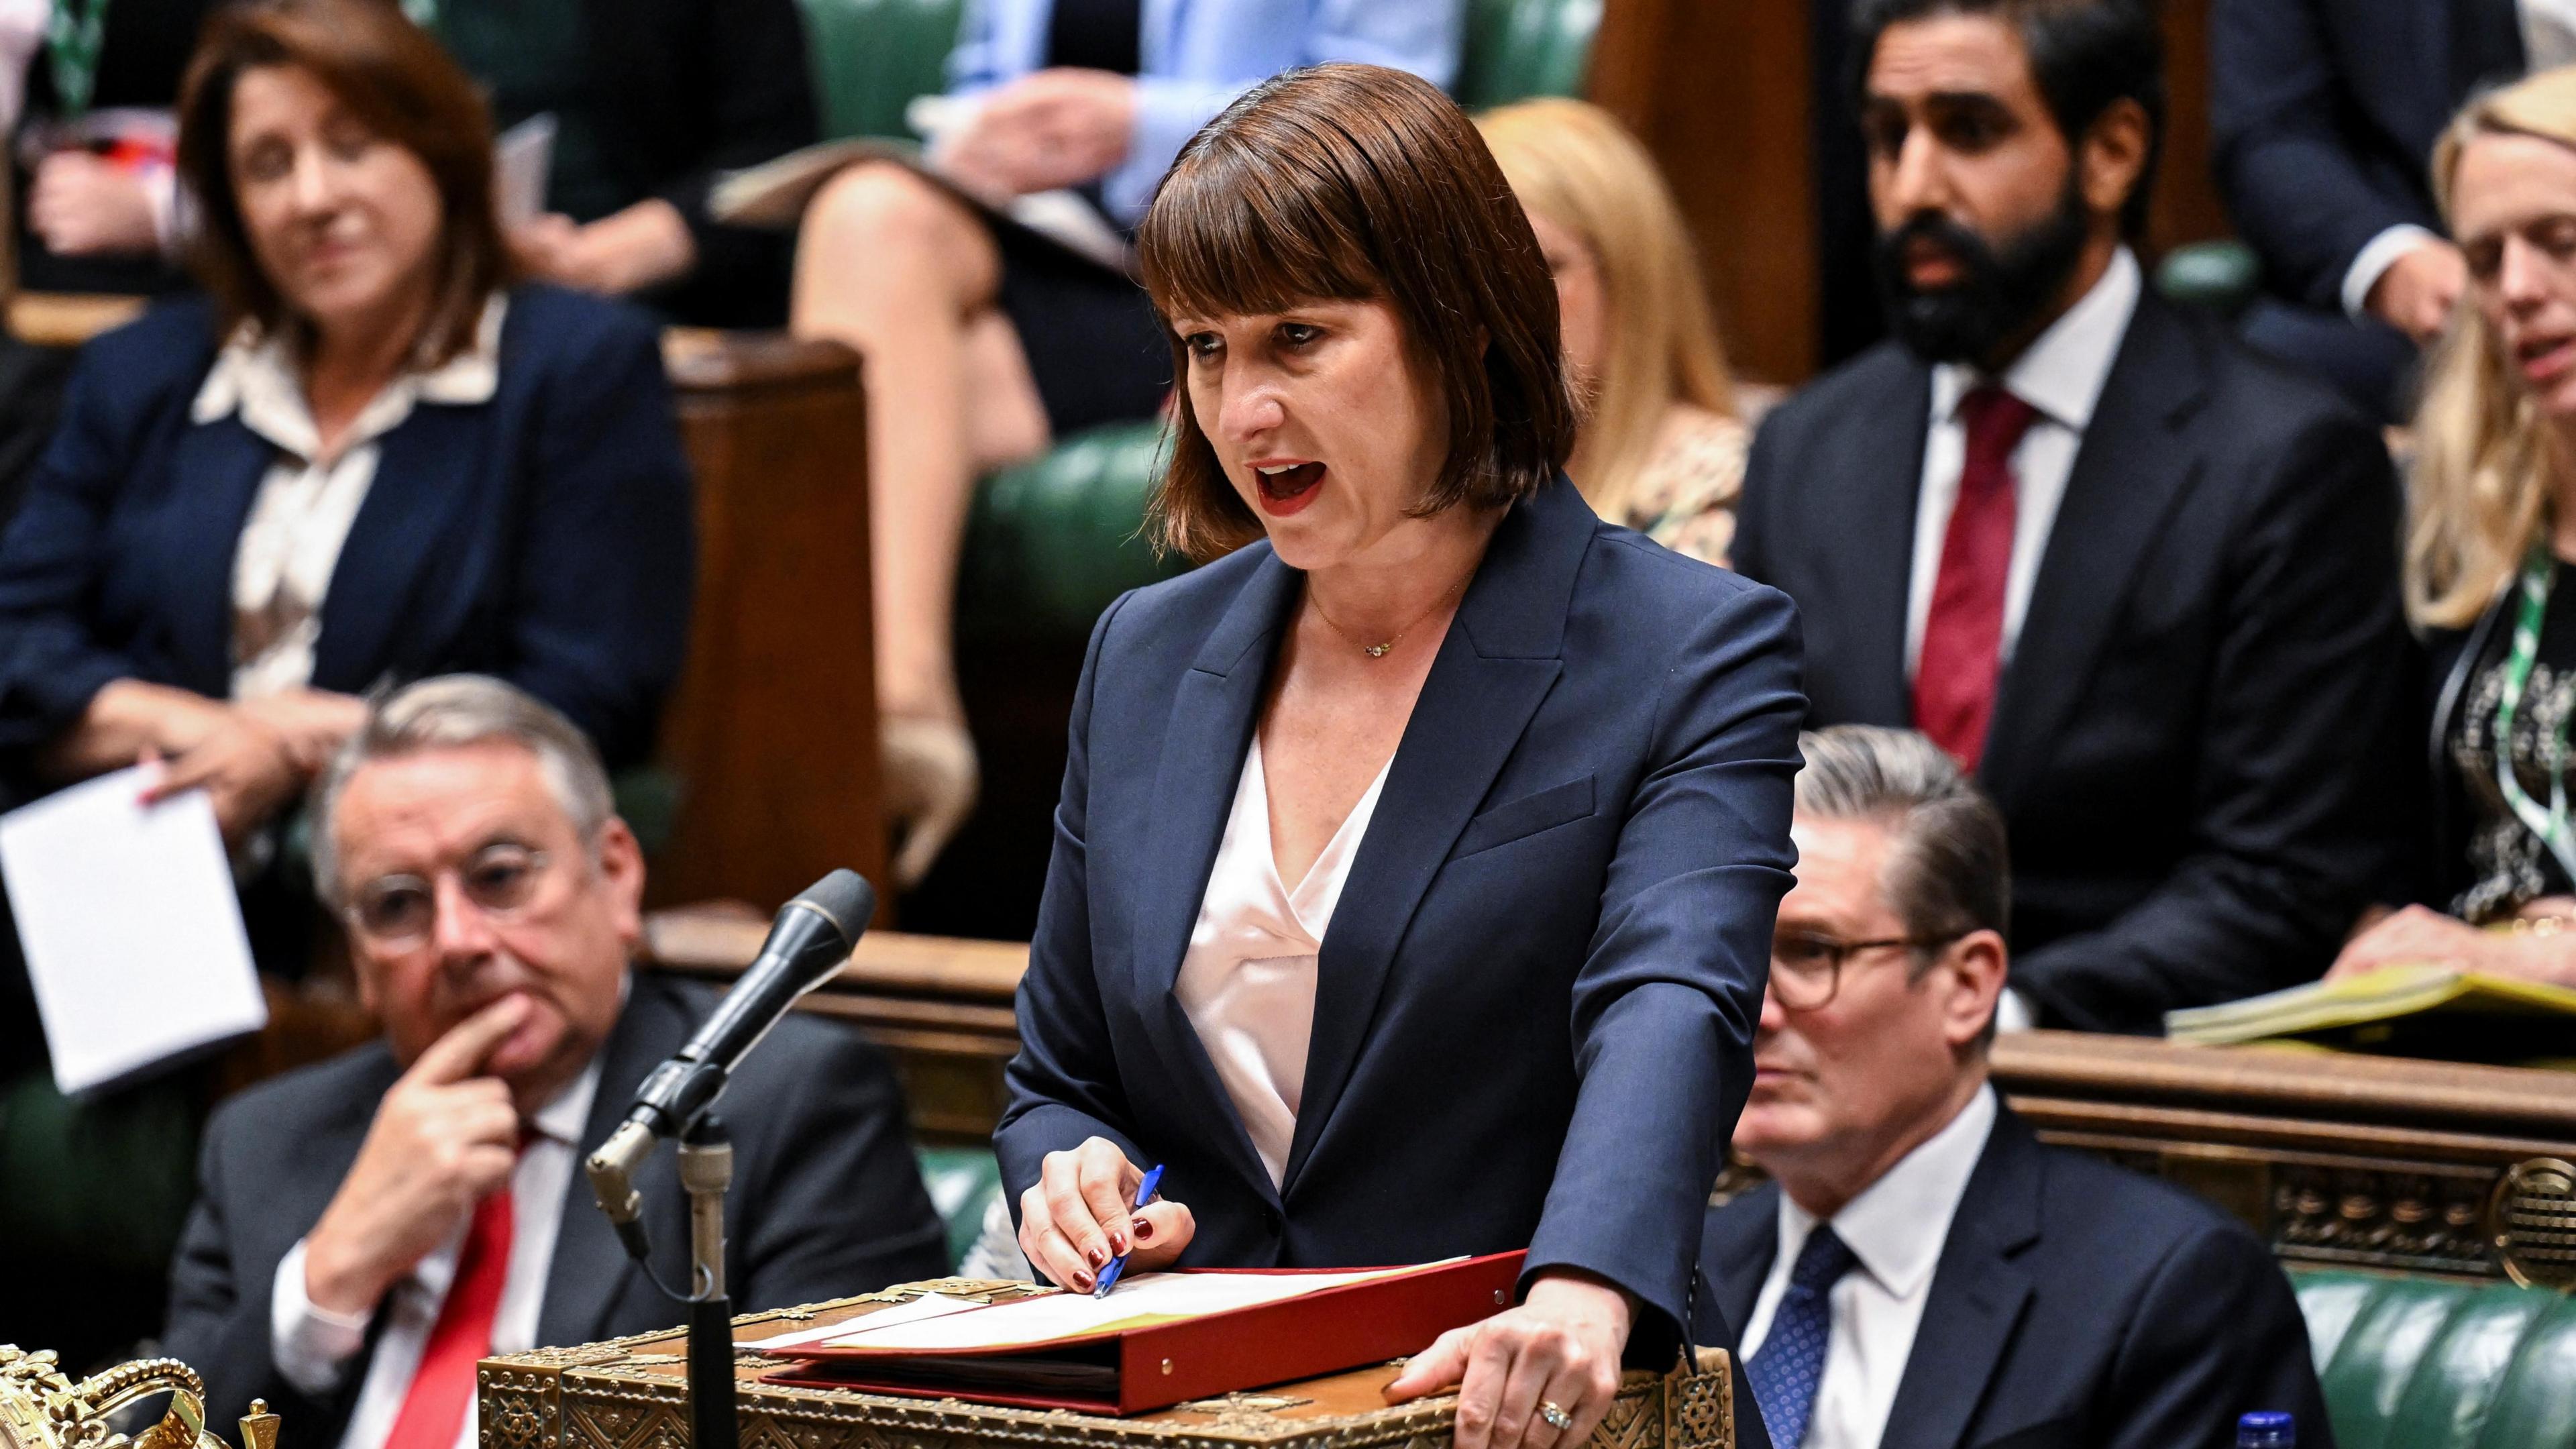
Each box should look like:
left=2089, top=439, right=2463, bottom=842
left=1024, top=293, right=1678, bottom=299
left=1745, top=1224, right=1858, bottom=1449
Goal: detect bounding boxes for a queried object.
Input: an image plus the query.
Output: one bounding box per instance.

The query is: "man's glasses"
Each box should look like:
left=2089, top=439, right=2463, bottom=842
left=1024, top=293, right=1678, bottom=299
left=1768, top=928, right=1961, bottom=1012
left=347, top=843, right=553, bottom=949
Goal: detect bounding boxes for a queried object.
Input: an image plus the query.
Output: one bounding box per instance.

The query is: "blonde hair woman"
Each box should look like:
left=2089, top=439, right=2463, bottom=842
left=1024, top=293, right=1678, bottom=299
left=1477, top=99, right=1746, bottom=565
left=2333, top=65, right=2576, bottom=986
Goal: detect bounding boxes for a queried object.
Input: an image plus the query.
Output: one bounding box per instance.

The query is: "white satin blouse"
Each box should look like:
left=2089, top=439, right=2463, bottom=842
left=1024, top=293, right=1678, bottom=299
left=1175, top=736, right=1391, bottom=1187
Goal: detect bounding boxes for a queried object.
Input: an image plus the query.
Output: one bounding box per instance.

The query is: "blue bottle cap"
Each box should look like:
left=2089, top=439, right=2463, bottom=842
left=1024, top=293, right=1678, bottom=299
left=2237, top=1411, right=2294, bottom=1447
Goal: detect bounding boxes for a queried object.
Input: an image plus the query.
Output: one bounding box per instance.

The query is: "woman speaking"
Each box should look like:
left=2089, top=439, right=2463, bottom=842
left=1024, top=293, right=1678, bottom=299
left=996, top=65, right=1801, bottom=1449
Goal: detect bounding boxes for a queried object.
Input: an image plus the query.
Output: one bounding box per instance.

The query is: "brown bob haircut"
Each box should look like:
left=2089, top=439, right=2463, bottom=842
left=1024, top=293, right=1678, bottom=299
left=176, top=0, right=511, bottom=365
left=1137, top=63, right=1577, bottom=562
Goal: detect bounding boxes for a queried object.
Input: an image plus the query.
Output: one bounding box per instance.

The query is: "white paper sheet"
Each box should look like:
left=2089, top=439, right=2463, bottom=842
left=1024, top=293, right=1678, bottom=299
left=753, top=1293, right=985, bottom=1352
left=0, top=767, right=266, bottom=1094
left=495, top=113, right=557, bottom=229
left=816, top=1267, right=1410, bottom=1352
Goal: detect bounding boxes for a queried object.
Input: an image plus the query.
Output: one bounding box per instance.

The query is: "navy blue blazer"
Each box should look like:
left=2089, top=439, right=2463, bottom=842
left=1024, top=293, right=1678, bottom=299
left=0, top=284, right=694, bottom=773
left=1696, top=1107, right=2332, bottom=1449
left=995, top=479, right=1805, bottom=1353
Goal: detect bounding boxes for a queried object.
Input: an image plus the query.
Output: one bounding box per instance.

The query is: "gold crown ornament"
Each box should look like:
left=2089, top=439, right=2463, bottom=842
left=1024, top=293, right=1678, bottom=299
left=0, top=1347, right=276, bottom=1449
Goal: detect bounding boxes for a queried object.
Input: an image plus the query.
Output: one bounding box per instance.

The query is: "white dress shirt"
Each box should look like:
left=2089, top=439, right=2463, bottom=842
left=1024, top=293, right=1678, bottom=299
left=196, top=297, right=504, bottom=701
left=1175, top=736, right=1391, bottom=1187
left=1739, top=1085, right=1999, bottom=1449
left=1904, top=247, right=2140, bottom=679
left=270, top=1057, right=602, bottom=1449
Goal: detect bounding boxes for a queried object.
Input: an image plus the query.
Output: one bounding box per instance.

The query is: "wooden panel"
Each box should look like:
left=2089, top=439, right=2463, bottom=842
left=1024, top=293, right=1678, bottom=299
left=656, top=332, right=887, bottom=912
left=1591, top=0, right=1816, bottom=385
left=2149, top=0, right=2233, bottom=253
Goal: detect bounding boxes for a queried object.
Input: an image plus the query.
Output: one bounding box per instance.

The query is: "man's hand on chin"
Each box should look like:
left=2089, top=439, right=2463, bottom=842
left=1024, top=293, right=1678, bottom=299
left=301, top=996, right=532, bottom=1317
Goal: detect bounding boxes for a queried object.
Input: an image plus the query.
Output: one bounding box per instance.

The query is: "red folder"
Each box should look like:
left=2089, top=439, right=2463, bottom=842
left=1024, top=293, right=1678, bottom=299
left=759, top=1251, right=1525, bottom=1415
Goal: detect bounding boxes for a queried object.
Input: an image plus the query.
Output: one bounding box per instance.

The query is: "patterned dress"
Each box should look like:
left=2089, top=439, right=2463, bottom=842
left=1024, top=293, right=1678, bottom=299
left=2450, top=558, right=2576, bottom=922
left=1621, top=405, right=1748, bottom=568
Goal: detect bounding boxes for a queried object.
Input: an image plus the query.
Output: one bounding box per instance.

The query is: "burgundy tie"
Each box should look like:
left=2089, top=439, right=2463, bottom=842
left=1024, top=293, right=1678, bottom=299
left=1914, top=384, right=2039, bottom=768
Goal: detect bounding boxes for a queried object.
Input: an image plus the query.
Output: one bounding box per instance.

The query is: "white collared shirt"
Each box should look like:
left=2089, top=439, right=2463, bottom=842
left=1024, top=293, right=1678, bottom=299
left=1904, top=248, right=2141, bottom=678
left=270, top=1055, right=602, bottom=1449
left=196, top=297, right=505, bottom=701
left=1739, top=1085, right=1998, bottom=1449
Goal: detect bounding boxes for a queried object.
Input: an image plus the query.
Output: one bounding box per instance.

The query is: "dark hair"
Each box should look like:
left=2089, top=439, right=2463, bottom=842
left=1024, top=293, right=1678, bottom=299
left=1793, top=725, right=2011, bottom=1046
left=176, top=0, right=511, bottom=364
left=1849, top=0, right=2165, bottom=238
left=1136, top=63, right=1576, bottom=562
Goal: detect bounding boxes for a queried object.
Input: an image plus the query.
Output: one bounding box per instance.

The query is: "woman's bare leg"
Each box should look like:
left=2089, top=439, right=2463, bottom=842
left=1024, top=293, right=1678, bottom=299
left=792, top=161, right=1049, bottom=881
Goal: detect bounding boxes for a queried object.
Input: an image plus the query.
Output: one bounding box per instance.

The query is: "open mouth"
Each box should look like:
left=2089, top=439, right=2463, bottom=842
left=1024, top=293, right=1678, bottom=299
left=1253, top=460, right=1326, bottom=515
left=2521, top=335, right=2576, bottom=382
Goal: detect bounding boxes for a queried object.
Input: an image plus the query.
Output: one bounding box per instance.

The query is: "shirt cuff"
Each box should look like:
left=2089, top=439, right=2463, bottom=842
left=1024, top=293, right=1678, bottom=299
left=1994, top=987, right=2039, bottom=1034
left=2343, top=224, right=2445, bottom=321
left=271, top=1238, right=372, bottom=1397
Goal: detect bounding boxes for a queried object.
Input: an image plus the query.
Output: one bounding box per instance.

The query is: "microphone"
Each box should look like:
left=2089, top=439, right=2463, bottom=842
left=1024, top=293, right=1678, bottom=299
left=586, top=869, right=875, bottom=1251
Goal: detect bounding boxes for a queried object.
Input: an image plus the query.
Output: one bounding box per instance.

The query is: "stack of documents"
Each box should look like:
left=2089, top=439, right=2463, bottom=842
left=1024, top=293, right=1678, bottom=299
left=757, top=1252, right=1523, bottom=1415
left=2165, top=963, right=2576, bottom=1066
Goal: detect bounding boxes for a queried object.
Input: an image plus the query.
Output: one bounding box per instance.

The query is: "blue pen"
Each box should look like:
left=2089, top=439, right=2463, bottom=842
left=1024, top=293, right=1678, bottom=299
left=1092, top=1164, right=1165, bottom=1298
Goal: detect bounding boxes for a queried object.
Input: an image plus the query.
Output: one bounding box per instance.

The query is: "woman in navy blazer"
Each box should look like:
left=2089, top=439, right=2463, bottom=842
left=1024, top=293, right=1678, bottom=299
left=996, top=67, right=1800, bottom=1449
left=0, top=0, right=691, bottom=830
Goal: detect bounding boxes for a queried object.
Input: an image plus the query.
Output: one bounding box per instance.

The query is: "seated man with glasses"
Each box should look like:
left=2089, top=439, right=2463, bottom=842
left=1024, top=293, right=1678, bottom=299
left=1693, top=725, right=2328, bottom=1449
left=162, top=675, right=949, bottom=1447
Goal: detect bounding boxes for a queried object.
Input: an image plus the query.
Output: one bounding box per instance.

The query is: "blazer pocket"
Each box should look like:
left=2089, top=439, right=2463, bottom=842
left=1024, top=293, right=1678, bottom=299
left=1452, top=775, right=1597, bottom=860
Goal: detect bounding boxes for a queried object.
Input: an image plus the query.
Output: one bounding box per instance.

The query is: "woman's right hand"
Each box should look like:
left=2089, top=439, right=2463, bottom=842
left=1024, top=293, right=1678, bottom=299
left=1018, top=1137, right=1194, bottom=1291
left=141, top=711, right=305, bottom=844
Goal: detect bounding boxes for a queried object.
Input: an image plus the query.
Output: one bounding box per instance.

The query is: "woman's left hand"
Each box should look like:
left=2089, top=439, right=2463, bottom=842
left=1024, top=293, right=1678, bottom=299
left=511, top=201, right=696, bottom=296
left=2327, top=903, right=2499, bottom=979
left=1383, top=1269, right=1633, bottom=1449
left=939, top=70, right=1136, bottom=200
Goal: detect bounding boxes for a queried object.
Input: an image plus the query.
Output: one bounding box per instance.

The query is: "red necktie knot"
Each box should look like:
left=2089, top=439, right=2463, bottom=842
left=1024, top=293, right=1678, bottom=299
left=1956, top=384, right=2039, bottom=484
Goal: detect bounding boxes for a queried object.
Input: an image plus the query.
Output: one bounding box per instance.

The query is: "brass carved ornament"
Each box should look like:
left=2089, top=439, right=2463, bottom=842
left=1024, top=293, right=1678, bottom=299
left=0, top=1346, right=278, bottom=1449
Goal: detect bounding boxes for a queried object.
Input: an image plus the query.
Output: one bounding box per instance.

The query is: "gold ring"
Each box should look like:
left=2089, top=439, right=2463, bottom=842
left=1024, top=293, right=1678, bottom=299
left=1540, top=1401, right=1573, bottom=1431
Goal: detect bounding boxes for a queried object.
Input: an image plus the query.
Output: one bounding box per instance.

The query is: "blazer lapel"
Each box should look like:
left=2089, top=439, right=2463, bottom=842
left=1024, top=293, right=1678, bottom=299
left=536, top=973, right=686, bottom=1348
left=1706, top=1184, right=1780, bottom=1350
left=162, top=417, right=274, bottom=695
left=311, top=402, right=492, bottom=692
left=1277, top=483, right=1582, bottom=1193
left=1818, top=354, right=1931, bottom=726
left=1132, top=549, right=1302, bottom=1198
left=1878, top=1110, right=2045, bottom=1449
left=1979, top=299, right=2206, bottom=813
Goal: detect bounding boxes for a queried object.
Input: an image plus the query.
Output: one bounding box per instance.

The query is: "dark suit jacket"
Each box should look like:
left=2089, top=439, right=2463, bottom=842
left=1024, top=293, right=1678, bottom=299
left=1731, top=293, right=2414, bottom=1032
left=996, top=479, right=1805, bottom=1358
left=2212, top=0, right=2522, bottom=311
left=572, top=0, right=816, bottom=327
left=0, top=284, right=694, bottom=773
left=162, top=972, right=949, bottom=1443
left=1695, top=1106, right=2333, bottom=1449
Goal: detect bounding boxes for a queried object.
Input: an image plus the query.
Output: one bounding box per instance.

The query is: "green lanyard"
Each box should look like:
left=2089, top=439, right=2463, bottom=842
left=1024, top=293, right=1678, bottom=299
left=2493, top=545, right=2576, bottom=887
left=44, top=0, right=107, bottom=119
left=402, top=0, right=437, bottom=28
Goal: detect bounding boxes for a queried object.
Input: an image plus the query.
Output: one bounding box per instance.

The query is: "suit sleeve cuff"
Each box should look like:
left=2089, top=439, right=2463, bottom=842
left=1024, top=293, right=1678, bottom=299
left=2343, top=224, right=2443, bottom=321
left=271, top=1238, right=369, bottom=1397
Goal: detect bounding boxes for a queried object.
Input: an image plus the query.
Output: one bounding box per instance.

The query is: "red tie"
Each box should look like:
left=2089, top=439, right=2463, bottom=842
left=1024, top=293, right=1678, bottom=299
left=1914, top=385, right=2039, bottom=768
left=379, top=1181, right=515, bottom=1449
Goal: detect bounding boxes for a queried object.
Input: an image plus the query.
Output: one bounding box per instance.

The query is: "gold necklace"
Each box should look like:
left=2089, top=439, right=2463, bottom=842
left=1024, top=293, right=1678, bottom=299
left=1309, top=572, right=1472, bottom=658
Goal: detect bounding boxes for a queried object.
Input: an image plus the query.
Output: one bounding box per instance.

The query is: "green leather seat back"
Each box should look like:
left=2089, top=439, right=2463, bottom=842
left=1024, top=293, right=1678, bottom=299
left=915, top=1143, right=1006, bottom=1272
left=798, top=0, right=965, bottom=141
left=2154, top=239, right=2263, bottom=321
left=1455, top=0, right=1603, bottom=108
left=2293, top=1268, right=2576, bottom=1448
left=959, top=419, right=1185, bottom=641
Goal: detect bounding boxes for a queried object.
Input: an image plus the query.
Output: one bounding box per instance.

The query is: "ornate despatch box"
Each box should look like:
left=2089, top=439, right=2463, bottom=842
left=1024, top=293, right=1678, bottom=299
left=479, top=1279, right=1735, bottom=1449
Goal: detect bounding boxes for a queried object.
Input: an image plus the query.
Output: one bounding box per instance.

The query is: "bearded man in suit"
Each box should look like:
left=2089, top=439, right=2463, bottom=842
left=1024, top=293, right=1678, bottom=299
left=1731, top=0, right=2415, bottom=1032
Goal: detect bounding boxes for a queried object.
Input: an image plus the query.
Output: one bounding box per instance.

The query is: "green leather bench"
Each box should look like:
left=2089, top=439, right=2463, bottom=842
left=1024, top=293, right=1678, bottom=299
left=2296, top=1269, right=2576, bottom=1448
left=796, top=0, right=1606, bottom=645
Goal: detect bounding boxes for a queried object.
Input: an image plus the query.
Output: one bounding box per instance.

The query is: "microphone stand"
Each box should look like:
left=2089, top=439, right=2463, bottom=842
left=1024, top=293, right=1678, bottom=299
left=678, top=1114, right=737, bottom=1449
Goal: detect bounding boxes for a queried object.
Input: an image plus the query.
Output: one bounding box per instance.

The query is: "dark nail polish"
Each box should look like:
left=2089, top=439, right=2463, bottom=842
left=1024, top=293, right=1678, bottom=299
left=1130, top=1216, right=1154, bottom=1243
left=1073, top=1268, right=1095, bottom=1291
